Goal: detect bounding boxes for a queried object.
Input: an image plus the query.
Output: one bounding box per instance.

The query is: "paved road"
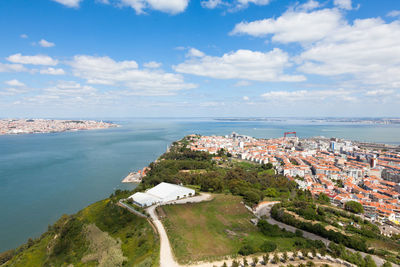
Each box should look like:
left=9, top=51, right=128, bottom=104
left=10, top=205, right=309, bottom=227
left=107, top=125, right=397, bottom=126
left=146, top=193, right=212, bottom=267
left=254, top=202, right=396, bottom=267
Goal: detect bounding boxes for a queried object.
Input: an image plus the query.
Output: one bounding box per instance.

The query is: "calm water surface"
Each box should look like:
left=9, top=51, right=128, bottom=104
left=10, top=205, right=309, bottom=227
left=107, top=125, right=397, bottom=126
left=1, top=118, right=400, bottom=251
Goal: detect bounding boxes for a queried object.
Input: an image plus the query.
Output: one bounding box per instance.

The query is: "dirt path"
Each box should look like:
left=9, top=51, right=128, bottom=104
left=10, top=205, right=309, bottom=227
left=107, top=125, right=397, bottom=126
left=146, top=193, right=212, bottom=267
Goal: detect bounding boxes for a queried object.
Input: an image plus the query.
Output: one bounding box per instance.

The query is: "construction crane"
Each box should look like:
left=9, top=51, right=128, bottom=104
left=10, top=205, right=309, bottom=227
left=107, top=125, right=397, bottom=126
left=284, top=131, right=297, bottom=138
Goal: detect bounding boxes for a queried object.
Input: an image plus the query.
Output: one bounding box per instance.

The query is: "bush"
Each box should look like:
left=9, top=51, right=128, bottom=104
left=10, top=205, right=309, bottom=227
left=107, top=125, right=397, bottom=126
left=345, top=201, right=364, bottom=214
left=295, top=229, right=303, bottom=237
left=238, top=244, right=255, bottom=255
left=260, top=241, right=277, bottom=252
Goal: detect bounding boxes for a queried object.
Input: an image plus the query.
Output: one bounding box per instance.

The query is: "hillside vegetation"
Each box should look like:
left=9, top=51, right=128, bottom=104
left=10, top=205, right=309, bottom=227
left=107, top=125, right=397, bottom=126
left=1, top=190, right=159, bottom=267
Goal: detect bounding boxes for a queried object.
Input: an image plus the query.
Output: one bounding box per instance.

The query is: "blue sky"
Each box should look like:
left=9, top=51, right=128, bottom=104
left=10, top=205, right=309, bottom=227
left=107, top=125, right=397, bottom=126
left=0, top=0, right=400, bottom=118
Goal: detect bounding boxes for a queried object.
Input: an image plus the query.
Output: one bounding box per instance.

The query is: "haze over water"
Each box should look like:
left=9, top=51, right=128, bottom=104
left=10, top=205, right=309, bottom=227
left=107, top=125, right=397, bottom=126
left=1, top=118, right=400, bottom=252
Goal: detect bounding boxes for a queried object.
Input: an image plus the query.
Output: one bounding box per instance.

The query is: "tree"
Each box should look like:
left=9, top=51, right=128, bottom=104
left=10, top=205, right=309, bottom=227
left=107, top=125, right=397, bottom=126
left=231, top=260, right=239, bottom=267
left=282, top=251, right=288, bottom=262
left=264, top=187, right=278, bottom=198
left=243, top=258, right=248, bottom=266
left=318, top=193, right=331, bottom=204
left=382, top=262, right=393, bottom=267
left=306, top=261, right=315, bottom=267
left=273, top=253, right=279, bottom=263
left=295, top=229, right=303, bottom=237
left=243, top=190, right=260, bottom=204
left=262, top=254, right=269, bottom=265
left=345, top=201, right=364, bottom=214
left=364, top=255, right=377, bottom=267
left=260, top=240, right=277, bottom=252
left=292, top=250, right=298, bottom=260
left=222, top=262, right=227, bottom=267
left=252, top=257, right=258, bottom=266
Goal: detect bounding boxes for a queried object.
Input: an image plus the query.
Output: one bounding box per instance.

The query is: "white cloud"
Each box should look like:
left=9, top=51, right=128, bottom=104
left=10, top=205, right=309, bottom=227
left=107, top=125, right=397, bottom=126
left=0, top=63, right=27, bottom=72
left=298, top=18, right=400, bottom=89
left=5, top=79, right=25, bottom=87
left=261, top=89, right=356, bottom=102
left=115, top=0, right=189, bottom=14
left=333, top=0, right=352, bottom=10
left=201, top=0, right=223, bottom=9
left=200, top=0, right=270, bottom=11
left=174, top=48, right=305, bottom=82
left=0, top=88, right=29, bottom=96
left=187, top=48, right=205, bottom=57
left=235, top=80, right=251, bottom=87
left=143, top=61, right=162, bottom=68
left=365, top=89, right=395, bottom=97
left=297, top=0, right=320, bottom=11
left=40, top=67, right=66, bottom=75
left=236, top=0, right=270, bottom=8
left=243, top=96, right=249, bottom=101
left=20, top=34, right=28, bottom=39
left=39, top=39, right=55, bottom=48
left=69, top=55, right=196, bottom=95
left=45, top=81, right=97, bottom=96
left=51, top=0, right=82, bottom=8
left=231, top=8, right=343, bottom=43
left=7, top=53, right=58, bottom=66
left=387, top=10, right=400, bottom=18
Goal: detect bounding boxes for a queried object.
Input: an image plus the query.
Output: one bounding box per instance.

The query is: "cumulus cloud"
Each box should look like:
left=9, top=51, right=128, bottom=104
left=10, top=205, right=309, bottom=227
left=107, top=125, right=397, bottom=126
left=0, top=88, right=29, bottom=96
left=296, top=0, right=320, bottom=11
left=243, top=96, right=249, bottom=101
left=5, top=79, right=25, bottom=87
left=233, top=5, right=400, bottom=91
left=262, top=89, right=356, bottom=102
left=45, top=81, right=97, bottom=96
left=40, top=67, right=66, bottom=75
left=143, top=61, right=162, bottom=68
left=39, top=39, right=55, bottom=48
left=333, top=0, right=352, bottom=10
left=69, top=55, right=196, bottom=95
left=51, top=0, right=82, bottom=8
left=110, top=0, right=189, bottom=14
left=298, top=18, right=400, bottom=89
left=200, top=0, right=270, bottom=11
left=201, top=0, right=223, bottom=9
left=365, top=89, right=395, bottom=97
left=7, top=53, right=58, bottom=66
left=387, top=10, right=400, bottom=18
left=0, top=63, right=27, bottom=72
left=186, top=48, right=205, bottom=58
left=231, top=8, right=343, bottom=43
left=174, top=48, right=305, bottom=82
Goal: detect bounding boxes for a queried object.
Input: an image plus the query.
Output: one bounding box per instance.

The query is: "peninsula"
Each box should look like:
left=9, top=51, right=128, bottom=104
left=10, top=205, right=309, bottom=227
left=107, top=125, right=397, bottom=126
left=0, top=119, right=118, bottom=135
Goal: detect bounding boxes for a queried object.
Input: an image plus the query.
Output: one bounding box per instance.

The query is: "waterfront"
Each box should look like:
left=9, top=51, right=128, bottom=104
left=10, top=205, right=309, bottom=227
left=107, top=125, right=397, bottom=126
left=1, top=118, right=400, bottom=252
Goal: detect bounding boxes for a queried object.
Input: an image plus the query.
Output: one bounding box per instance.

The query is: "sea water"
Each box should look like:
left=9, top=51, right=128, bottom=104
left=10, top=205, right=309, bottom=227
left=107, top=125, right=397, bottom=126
left=1, top=118, right=400, bottom=251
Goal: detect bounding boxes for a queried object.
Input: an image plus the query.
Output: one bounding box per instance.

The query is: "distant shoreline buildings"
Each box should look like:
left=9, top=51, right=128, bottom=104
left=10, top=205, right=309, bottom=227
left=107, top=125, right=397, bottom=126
left=0, top=119, right=118, bottom=135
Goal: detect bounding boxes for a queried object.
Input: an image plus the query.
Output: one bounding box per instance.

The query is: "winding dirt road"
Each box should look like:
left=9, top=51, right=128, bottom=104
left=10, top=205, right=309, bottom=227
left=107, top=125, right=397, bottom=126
left=146, top=193, right=212, bottom=267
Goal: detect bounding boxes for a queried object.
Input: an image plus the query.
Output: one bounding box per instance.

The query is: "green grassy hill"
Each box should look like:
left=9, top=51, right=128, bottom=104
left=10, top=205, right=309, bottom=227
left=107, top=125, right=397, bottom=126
left=0, top=191, right=159, bottom=267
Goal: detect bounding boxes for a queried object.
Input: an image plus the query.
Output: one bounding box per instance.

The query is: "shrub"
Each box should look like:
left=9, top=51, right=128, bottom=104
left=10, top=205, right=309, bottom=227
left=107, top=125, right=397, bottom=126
left=260, top=241, right=277, bottom=252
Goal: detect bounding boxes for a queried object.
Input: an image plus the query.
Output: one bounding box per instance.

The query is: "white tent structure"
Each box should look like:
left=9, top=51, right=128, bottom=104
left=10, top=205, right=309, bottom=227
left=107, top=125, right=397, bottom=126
left=129, top=182, right=195, bottom=207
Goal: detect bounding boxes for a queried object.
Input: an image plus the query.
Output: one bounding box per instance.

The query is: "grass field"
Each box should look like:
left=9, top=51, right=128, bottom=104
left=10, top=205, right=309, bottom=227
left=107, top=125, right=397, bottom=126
left=160, top=194, right=300, bottom=264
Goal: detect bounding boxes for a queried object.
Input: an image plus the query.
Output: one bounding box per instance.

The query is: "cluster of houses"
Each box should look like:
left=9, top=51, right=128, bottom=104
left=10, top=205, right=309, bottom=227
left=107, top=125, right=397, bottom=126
left=190, top=133, right=400, bottom=231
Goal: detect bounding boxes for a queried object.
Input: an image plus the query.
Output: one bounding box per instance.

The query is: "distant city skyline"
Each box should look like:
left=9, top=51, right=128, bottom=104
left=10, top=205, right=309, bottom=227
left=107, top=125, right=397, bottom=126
left=0, top=0, right=400, bottom=117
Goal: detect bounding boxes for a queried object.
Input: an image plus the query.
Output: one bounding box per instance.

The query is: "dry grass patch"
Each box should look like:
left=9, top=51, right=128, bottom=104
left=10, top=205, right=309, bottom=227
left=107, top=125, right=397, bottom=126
left=82, top=224, right=126, bottom=267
